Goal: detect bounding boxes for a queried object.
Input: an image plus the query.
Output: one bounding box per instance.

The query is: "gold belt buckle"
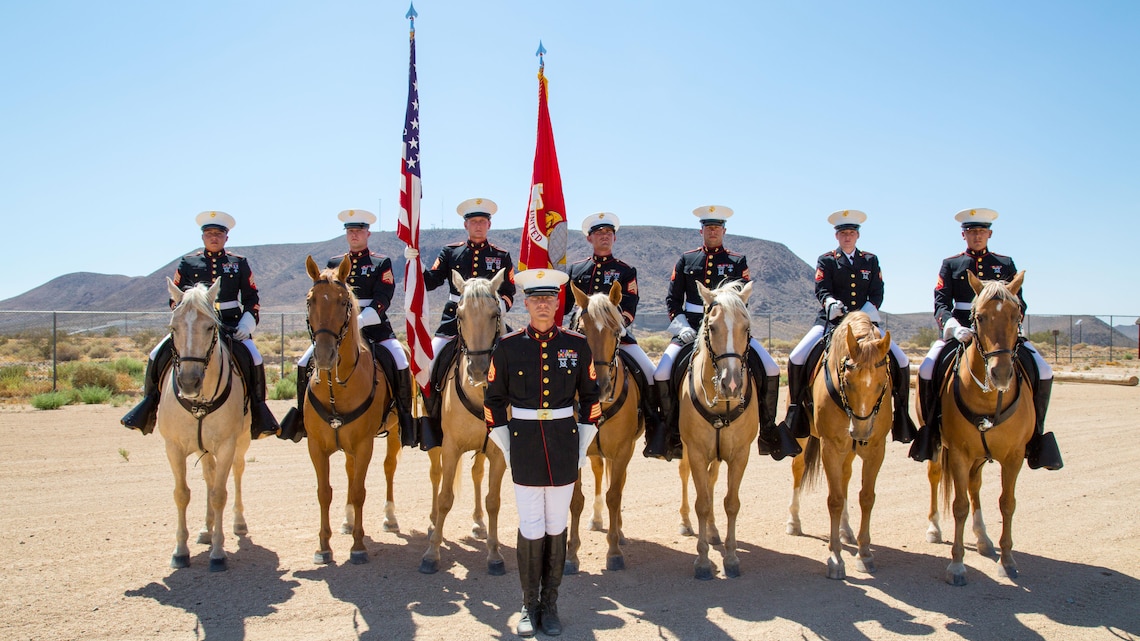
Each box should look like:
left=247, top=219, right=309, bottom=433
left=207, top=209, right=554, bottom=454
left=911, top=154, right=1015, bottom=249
left=536, top=409, right=553, bottom=421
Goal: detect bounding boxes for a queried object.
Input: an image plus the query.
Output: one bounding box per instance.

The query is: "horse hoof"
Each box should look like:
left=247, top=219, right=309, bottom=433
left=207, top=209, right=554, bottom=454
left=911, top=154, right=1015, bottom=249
left=564, top=560, right=579, bottom=575
left=678, top=525, right=695, bottom=537
left=606, top=556, right=625, bottom=572
left=926, top=529, right=942, bottom=544
left=826, top=558, right=846, bottom=580
left=840, top=531, right=856, bottom=546
left=472, top=525, right=487, bottom=540
left=487, top=559, right=506, bottom=576
left=234, top=523, right=249, bottom=536
left=856, top=558, right=876, bottom=574
left=383, top=520, right=400, bottom=533
left=724, top=562, right=740, bottom=578
left=170, top=554, right=190, bottom=569
left=314, top=551, right=333, bottom=565
left=419, top=558, right=440, bottom=574
left=786, top=523, right=803, bottom=536
left=977, top=543, right=997, bottom=559
left=999, top=563, right=1018, bottom=579
left=208, top=557, right=227, bottom=572
left=618, top=535, right=629, bottom=546
left=350, top=550, right=369, bottom=565
left=694, top=564, right=716, bottom=581
left=589, top=521, right=604, bottom=532
left=709, top=535, right=722, bottom=546
left=196, top=531, right=211, bottom=545
left=946, top=565, right=967, bottom=586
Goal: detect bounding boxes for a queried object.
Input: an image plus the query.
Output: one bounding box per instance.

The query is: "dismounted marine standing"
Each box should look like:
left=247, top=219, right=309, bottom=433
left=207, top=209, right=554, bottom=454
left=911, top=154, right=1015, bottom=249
left=484, top=269, right=601, bottom=638
left=121, top=211, right=279, bottom=439
left=278, top=209, right=418, bottom=446
left=562, top=212, right=663, bottom=454
left=781, top=209, right=917, bottom=444
left=910, top=208, right=1063, bottom=470
left=650, top=205, right=800, bottom=461
left=413, top=197, right=517, bottom=449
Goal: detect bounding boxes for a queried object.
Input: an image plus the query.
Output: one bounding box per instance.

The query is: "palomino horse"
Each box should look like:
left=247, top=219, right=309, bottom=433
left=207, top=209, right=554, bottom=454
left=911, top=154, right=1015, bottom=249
left=303, top=255, right=398, bottom=565
left=420, top=270, right=509, bottom=575
left=786, top=311, right=894, bottom=580
left=926, top=270, right=1035, bottom=585
left=678, top=280, right=757, bottom=580
left=566, top=281, right=643, bottom=573
left=157, top=278, right=250, bottom=571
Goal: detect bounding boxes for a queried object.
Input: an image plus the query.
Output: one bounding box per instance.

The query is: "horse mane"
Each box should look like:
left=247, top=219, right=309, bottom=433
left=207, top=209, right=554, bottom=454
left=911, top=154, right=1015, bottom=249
left=972, top=279, right=1020, bottom=315
left=311, top=267, right=366, bottom=352
left=177, top=284, right=221, bottom=327
left=586, top=293, right=625, bottom=334
left=697, top=281, right=750, bottom=342
left=831, top=312, right=882, bottom=364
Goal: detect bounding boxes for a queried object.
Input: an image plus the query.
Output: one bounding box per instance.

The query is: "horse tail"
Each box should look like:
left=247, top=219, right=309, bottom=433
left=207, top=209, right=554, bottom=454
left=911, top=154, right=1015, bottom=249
left=800, top=436, right=823, bottom=493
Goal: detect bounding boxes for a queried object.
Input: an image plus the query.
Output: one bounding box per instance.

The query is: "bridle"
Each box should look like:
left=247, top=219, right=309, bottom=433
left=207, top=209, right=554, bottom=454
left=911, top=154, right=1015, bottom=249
left=306, top=277, right=358, bottom=384
left=967, top=308, right=1022, bottom=393
left=571, top=307, right=622, bottom=402
left=455, top=292, right=502, bottom=377
left=823, top=348, right=889, bottom=424
left=168, top=308, right=234, bottom=454
left=699, top=299, right=749, bottom=405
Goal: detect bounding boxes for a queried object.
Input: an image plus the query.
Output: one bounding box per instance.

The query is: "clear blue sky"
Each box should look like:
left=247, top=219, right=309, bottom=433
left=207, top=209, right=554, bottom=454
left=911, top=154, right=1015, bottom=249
left=2, top=1, right=1137, bottom=314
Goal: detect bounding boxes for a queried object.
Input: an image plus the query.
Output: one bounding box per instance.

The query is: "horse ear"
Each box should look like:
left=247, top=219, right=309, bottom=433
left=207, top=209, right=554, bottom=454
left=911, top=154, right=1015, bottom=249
left=167, top=277, right=183, bottom=305
left=305, top=255, right=321, bottom=281
left=571, top=282, right=589, bottom=309
left=697, top=282, right=713, bottom=305
left=967, top=270, right=984, bottom=295
left=207, top=278, right=221, bottom=304
left=608, top=280, right=623, bottom=306
left=738, top=281, right=753, bottom=303
left=845, top=323, right=860, bottom=355
left=451, top=269, right=468, bottom=294
left=1007, top=270, right=1025, bottom=296
left=490, top=268, right=505, bottom=293
left=336, top=255, right=352, bottom=281
left=879, top=330, right=892, bottom=357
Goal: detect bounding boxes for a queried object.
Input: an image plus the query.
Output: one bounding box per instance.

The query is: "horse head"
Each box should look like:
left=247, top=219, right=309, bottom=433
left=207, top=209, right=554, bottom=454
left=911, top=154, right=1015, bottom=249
left=572, top=281, right=624, bottom=401
left=968, top=270, right=1025, bottom=392
left=834, top=312, right=892, bottom=442
left=696, top=280, right=753, bottom=402
left=452, top=268, right=505, bottom=387
left=167, top=277, right=221, bottom=400
left=305, top=255, right=361, bottom=373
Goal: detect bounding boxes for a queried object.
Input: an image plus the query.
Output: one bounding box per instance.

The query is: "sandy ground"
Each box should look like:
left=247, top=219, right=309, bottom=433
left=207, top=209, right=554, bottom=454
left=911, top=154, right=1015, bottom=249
left=2, top=379, right=1139, bottom=641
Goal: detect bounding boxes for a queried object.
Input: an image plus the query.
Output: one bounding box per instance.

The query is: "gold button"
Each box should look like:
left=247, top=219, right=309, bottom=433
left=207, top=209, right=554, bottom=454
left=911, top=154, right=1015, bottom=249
left=518, top=371, right=524, bottom=376
left=542, top=354, right=548, bottom=359
left=851, top=283, right=856, bottom=287
left=543, top=378, right=549, bottom=383
left=541, top=342, right=547, bottom=348
left=543, top=390, right=550, bottom=396
left=543, top=401, right=550, bottom=408
left=543, top=365, right=549, bottom=371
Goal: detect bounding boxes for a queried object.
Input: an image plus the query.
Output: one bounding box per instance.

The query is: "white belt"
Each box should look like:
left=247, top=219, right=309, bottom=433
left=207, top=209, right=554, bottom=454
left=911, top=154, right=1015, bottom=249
left=357, top=298, right=372, bottom=307
left=684, top=302, right=703, bottom=313
left=954, top=301, right=973, bottom=310
left=511, top=406, right=574, bottom=421
left=217, top=301, right=240, bottom=310
left=449, top=294, right=461, bottom=303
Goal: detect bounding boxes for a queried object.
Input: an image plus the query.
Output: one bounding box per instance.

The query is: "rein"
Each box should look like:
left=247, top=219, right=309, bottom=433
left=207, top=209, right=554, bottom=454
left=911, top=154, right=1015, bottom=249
left=306, top=278, right=358, bottom=384
left=685, top=299, right=753, bottom=462
left=953, top=308, right=1026, bottom=462
left=822, top=346, right=889, bottom=430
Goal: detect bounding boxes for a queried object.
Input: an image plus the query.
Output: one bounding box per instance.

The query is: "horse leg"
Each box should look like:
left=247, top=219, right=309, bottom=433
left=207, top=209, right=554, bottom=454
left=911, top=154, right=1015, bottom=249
left=197, top=454, right=216, bottom=546
left=420, top=445, right=460, bottom=574
left=969, top=459, right=995, bottom=558
left=231, top=438, right=248, bottom=536
left=721, top=454, right=748, bottom=578
left=707, top=461, right=722, bottom=546
left=311, top=449, right=334, bottom=565
left=427, top=447, right=443, bottom=539
left=589, top=455, right=605, bottom=532
left=787, top=447, right=805, bottom=536
left=380, top=428, right=400, bottom=533
left=206, top=448, right=236, bottom=572
left=567, top=471, right=585, bottom=575
left=854, top=443, right=886, bottom=574
left=606, top=448, right=635, bottom=571
left=484, top=449, right=506, bottom=576
left=471, top=452, right=488, bottom=539
left=678, top=457, right=695, bottom=537
left=946, top=450, right=972, bottom=585
left=926, top=457, right=943, bottom=543
left=346, top=440, right=374, bottom=565
left=838, top=452, right=856, bottom=546
left=690, top=454, right=717, bottom=580
left=165, top=444, right=192, bottom=569
left=996, top=453, right=1022, bottom=579
left=821, top=439, right=851, bottom=580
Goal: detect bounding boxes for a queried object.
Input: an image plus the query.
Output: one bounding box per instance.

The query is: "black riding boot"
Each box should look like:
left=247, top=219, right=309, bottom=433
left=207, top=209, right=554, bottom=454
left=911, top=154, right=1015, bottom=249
left=248, top=362, right=280, bottom=439
left=757, top=372, right=801, bottom=461
left=778, top=362, right=810, bottom=439
left=394, top=367, right=419, bottom=448
left=516, top=531, right=544, bottom=638
left=121, top=340, right=173, bottom=435
left=908, top=377, right=939, bottom=462
left=890, top=360, right=918, bottom=444
left=539, top=529, right=567, bottom=636
left=643, top=380, right=679, bottom=461
left=278, top=365, right=309, bottom=442
left=1026, top=378, right=1063, bottom=470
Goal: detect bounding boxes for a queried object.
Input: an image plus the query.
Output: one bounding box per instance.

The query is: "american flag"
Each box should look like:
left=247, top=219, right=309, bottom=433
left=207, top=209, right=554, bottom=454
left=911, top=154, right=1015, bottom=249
left=397, top=8, right=433, bottom=392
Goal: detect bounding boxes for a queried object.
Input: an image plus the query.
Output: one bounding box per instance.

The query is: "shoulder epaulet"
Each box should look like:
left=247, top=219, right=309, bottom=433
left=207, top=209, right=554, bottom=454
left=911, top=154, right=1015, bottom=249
left=563, top=328, right=586, bottom=339
left=188, top=251, right=204, bottom=258
left=948, top=252, right=968, bottom=259
left=725, top=249, right=744, bottom=257
left=486, top=242, right=512, bottom=255
left=446, top=241, right=465, bottom=248
left=989, top=252, right=1011, bottom=259
left=683, top=248, right=704, bottom=255
left=610, top=257, right=633, bottom=267
left=860, top=250, right=876, bottom=259
left=226, top=252, right=246, bottom=260
left=370, top=251, right=386, bottom=259
left=569, top=257, right=591, bottom=266
left=502, top=328, right=525, bottom=339
left=330, top=253, right=346, bottom=263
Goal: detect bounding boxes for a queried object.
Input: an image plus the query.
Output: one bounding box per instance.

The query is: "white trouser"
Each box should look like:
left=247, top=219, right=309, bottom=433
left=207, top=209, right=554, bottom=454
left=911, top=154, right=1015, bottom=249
left=653, top=337, right=778, bottom=381
left=152, top=333, right=261, bottom=365
left=619, top=342, right=657, bottom=377
left=297, top=339, right=407, bottom=370
left=919, top=339, right=1049, bottom=380
left=429, top=335, right=455, bottom=368
left=791, top=325, right=908, bottom=368
left=514, top=483, right=575, bottom=540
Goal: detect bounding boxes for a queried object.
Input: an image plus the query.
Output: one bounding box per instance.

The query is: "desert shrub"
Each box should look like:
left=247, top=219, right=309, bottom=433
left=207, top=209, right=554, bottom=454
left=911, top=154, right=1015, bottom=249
left=102, top=326, right=121, bottom=338
left=131, top=329, right=163, bottom=350
left=86, top=342, right=113, bottom=359
left=112, top=357, right=146, bottom=377
left=638, top=333, right=671, bottom=358
left=0, top=364, right=27, bottom=383
left=70, top=363, right=119, bottom=392
left=110, top=394, right=131, bottom=407
left=271, top=378, right=296, bottom=400
left=909, top=326, right=939, bottom=348
left=31, top=391, right=72, bottom=410
left=55, top=342, right=82, bottom=362
left=77, top=386, right=113, bottom=404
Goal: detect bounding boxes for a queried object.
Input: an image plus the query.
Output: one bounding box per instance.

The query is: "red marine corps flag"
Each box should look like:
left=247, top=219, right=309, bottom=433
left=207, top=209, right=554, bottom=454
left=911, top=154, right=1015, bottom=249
left=518, top=42, right=569, bottom=324
left=397, top=3, right=433, bottom=392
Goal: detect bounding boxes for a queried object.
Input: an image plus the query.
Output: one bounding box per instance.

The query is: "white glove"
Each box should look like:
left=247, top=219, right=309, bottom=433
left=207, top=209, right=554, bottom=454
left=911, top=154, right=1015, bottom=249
left=488, top=425, right=511, bottom=465
left=233, top=312, right=256, bottom=341
left=577, top=423, right=598, bottom=470
left=403, top=246, right=419, bottom=260
left=357, top=306, right=381, bottom=329
left=825, top=297, right=846, bottom=321
left=942, top=317, right=974, bottom=343
left=669, top=315, right=696, bottom=343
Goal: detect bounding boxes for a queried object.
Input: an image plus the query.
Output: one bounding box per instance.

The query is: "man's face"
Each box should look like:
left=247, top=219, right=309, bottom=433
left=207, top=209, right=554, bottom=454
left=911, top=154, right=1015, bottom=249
left=524, top=293, right=558, bottom=326
left=835, top=229, right=859, bottom=253
left=345, top=227, right=370, bottom=252
left=587, top=227, right=615, bottom=256
left=202, top=228, right=228, bottom=253
left=465, top=216, right=491, bottom=242
left=700, top=223, right=725, bottom=249
left=962, top=227, right=992, bottom=252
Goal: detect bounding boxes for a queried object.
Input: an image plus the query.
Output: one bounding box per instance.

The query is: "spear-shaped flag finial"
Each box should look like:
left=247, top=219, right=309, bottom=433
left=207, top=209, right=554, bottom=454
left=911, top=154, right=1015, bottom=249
left=406, top=2, right=417, bottom=33
left=536, top=40, right=546, bottom=70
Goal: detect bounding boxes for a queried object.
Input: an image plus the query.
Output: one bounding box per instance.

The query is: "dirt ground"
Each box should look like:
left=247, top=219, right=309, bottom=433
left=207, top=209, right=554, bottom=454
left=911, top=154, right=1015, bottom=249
left=2, top=377, right=1139, bottom=641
